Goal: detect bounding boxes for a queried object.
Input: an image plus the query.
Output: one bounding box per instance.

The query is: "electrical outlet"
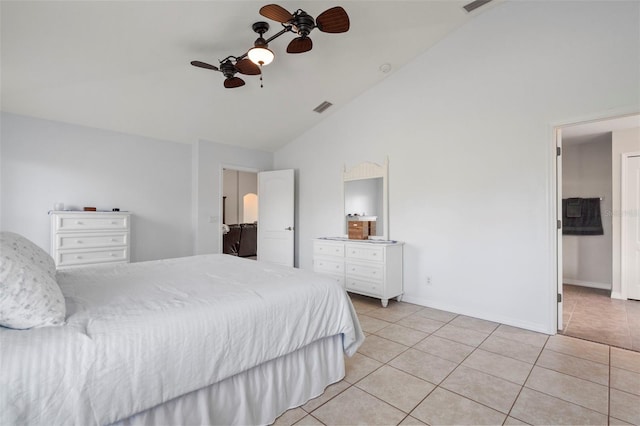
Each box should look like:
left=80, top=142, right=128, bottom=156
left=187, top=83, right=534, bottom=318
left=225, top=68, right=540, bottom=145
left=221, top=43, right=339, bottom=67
left=426, top=276, right=432, bottom=285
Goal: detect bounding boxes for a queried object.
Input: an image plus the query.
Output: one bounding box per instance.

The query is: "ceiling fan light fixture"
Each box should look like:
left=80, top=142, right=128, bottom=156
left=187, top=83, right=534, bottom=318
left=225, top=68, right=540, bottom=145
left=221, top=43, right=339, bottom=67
left=248, top=44, right=275, bottom=66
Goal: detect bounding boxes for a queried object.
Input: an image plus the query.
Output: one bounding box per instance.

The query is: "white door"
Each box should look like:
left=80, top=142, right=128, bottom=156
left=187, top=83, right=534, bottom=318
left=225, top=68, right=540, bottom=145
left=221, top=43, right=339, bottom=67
left=622, top=154, right=640, bottom=300
left=556, top=129, right=564, bottom=330
left=258, top=169, right=294, bottom=267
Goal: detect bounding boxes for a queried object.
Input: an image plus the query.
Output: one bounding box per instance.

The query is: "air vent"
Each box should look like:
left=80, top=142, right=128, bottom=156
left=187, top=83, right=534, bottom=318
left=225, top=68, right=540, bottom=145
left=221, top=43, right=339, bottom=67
left=463, top=0, right=492, bottom=13
left=313, top=101, right=333, bottom=113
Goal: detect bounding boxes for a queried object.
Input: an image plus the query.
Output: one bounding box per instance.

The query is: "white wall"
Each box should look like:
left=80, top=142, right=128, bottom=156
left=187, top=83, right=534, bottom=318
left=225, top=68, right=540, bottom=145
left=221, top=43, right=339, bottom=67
left=274, top=1, right=640, bottom=333
left=612, top=127, right=640, bottom=298
left=1, top=112, right=192, bottom=261
left=193, top=139, right=272, bottom=255
left=562, top=136, right=612, bottom=289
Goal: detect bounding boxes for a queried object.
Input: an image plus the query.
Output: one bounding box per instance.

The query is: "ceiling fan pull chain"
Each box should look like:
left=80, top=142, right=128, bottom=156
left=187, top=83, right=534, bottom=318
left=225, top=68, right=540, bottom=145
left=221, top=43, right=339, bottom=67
left=260, top=64, right=264, bottom=88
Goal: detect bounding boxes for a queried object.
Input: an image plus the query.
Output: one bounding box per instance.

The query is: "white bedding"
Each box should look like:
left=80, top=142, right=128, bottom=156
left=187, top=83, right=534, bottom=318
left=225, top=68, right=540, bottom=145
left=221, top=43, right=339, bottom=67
left=0, top=254, right=364, bottom=425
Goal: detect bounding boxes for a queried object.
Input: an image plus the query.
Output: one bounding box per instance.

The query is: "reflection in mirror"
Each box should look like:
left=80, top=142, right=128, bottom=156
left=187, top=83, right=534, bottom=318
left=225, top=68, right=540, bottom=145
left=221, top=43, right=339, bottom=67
left=343, top=158, right=389, bottom=240
left=344, top=178, right=383, bottom=236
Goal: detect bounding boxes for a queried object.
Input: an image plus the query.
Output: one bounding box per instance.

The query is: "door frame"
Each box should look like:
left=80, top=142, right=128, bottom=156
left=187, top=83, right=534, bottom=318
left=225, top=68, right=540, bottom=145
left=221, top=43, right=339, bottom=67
left=555, top=128, right=564, bottom=331
left=550, top=110, right=639, bottom=333
left=219, top=164, right=259, bottom=254
left=620, top=151, right=640, bottom=300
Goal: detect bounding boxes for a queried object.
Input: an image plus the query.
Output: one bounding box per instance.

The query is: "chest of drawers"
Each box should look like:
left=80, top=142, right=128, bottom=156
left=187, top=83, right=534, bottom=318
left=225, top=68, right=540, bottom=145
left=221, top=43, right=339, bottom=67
left=313, top=238, right=403, bottom=307
left=50, top=211, right=131, bottom=269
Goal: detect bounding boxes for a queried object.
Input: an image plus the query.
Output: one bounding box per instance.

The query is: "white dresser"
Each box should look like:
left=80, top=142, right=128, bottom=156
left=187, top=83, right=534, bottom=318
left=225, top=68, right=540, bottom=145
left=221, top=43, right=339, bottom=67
left=313, top=238, right=403, bottom=307
left=50, top=211, right=131, bottom=269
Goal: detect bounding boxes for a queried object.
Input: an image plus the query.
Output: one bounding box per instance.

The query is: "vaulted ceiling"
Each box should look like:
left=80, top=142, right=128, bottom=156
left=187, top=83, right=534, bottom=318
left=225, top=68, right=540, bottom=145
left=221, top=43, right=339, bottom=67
left=1, top=1, right=502, bottom=151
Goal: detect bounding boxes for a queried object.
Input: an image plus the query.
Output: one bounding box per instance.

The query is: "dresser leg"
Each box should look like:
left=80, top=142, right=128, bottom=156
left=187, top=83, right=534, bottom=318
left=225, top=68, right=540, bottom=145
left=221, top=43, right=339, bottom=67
left=381, top=299, right=388, bottom=308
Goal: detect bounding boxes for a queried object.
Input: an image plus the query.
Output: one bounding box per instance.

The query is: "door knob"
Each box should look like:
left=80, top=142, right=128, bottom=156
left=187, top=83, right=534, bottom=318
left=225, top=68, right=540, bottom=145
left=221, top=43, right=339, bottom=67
left=285, top=226, right=293, bottom=231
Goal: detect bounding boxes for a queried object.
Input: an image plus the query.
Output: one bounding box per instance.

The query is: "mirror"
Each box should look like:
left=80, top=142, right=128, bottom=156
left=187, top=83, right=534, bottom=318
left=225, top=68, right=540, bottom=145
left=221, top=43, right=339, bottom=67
left=343, top=159, right=389, bottom=240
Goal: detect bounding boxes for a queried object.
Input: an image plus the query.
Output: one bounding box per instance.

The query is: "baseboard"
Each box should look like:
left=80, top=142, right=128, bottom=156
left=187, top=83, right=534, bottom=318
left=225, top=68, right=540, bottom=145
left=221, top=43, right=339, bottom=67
left=611, top=291, right=624, bottom=300
left=563, top=278, right=611, bottom=290
left=399, top=294, right=553, bottom=335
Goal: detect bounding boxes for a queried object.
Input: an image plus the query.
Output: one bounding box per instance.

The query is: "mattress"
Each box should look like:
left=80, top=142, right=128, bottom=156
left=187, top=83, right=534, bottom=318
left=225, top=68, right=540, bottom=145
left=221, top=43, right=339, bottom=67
left=0, top=254, right=364, bottom=425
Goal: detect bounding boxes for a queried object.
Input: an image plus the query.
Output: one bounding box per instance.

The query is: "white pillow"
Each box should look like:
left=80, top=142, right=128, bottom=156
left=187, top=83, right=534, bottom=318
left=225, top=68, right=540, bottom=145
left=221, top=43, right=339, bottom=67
left=0, top=232, right=65, bottom=329
left=2, top=231, right=56, bottom=278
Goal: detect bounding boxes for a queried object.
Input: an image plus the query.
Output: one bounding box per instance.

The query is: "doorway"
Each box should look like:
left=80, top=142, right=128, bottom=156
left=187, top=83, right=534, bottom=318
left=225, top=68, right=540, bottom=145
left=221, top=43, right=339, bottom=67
left=221, top=167, right=258, bottom=259
left=555, top=113, right=640, bottom=350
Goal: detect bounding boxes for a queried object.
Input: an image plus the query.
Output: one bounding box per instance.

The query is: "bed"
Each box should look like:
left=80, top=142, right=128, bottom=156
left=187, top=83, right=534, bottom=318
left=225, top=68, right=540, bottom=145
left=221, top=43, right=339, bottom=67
left=0, top=232, right=364, bottom=425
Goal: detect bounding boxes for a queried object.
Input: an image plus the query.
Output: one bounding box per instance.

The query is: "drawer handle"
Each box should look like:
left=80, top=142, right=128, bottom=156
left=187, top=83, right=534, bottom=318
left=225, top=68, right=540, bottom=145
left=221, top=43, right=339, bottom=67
left=372, top=253, right=377, bottom=256
left=76, top=255, right=83, bottom=259
left=76, top=240, right=83, bottom=244
left=111, top=239, right=117, bottom=242
left=335, top=265, right=340, bottom=269
left=76, top=221, right=83, bottom=225
left=110, top=253, right=116, bottom=257
left=111, top=221, right=117, bottom=225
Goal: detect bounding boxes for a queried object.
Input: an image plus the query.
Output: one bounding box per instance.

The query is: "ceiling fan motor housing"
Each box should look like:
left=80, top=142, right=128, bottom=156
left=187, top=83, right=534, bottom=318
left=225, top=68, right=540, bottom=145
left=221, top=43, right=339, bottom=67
left=292, top=11, right=315, bottom=36
left=220, top=60, right=237, bottom=78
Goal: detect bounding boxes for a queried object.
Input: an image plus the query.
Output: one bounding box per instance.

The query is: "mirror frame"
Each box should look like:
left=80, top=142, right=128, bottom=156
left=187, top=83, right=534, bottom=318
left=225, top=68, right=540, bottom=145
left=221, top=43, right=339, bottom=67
left=343, top=158, right=389, bottom=240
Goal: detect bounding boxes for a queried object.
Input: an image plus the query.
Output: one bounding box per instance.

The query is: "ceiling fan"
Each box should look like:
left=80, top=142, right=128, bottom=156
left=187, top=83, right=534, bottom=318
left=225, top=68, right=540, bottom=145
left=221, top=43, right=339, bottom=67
left=259, top=4, right=350, bottom=54
left=190, top=57, right=260, bottom=89
left=190, top=4, right=350, bottom=89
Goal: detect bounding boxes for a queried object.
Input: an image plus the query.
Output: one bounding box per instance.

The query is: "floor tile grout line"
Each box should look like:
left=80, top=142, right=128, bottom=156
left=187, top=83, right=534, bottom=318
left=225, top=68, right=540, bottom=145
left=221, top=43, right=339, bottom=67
left=439, top=325, right=526, bottom=418
left=353, top=321, right=500, bottom=424
left=545, top=336, right=612, bottom=365
left=518, top=366, right=611, bottom=417
left=396, top=325, right=504, bottom=422
left=608, top=345, right=611, bottom=425
left=503, top=333, right=550, bottom=423
left=536, top=341, right=614, bottom=386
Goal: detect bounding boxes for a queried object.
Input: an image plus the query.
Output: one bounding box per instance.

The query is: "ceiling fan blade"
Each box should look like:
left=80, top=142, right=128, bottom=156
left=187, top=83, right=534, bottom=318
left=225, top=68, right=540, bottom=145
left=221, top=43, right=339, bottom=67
left=316, top=6, right=350, bottom=33
left=224, top=77, right=245, bottom=89
left=286, top=37, right=313, bottom=54
left=259, top=4, right=294, bottom=23
left=235, top=58, right=261, bottom=75
left=190, top=60, right=220, bottom=71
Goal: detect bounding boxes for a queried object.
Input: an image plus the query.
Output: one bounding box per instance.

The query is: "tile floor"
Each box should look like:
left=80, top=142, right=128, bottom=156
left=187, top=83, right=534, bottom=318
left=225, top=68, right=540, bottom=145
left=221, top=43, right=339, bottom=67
left=274, top=294, right=640, bottom=426
left=561, top=284, right=640, bottom=351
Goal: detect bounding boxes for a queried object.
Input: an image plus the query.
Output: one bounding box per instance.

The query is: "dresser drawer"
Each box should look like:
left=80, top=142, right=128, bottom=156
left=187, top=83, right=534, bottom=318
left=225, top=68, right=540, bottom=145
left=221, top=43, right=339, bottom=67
left=345, top=245, right=384, bottom=262
left=314, top=242, right=345, bottom=257
left=55, top=214, right=129, bottom=231
left=56, top=247, right=128, bottom=267
left=346, top=261, right=384, bottom=282
left=346, top=277, right=381, bottom=295
left=56, top=232, right=128, bottom=250
left=314, top=258, right=344, bottom=274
